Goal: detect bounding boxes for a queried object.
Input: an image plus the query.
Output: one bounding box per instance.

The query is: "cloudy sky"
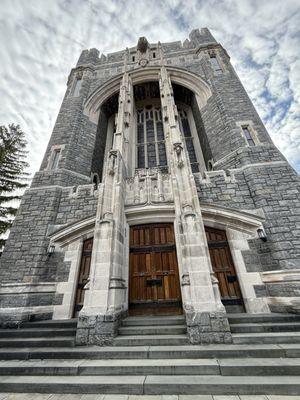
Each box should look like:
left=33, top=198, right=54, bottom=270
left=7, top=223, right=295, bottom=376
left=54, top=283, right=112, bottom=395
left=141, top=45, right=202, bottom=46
left=0, top=0, right=299, bottom=175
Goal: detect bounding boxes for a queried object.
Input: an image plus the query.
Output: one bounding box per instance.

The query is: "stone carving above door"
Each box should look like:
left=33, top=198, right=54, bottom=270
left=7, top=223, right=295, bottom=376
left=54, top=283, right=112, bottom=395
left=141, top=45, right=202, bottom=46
left=125, top=168, right=173, bottom=206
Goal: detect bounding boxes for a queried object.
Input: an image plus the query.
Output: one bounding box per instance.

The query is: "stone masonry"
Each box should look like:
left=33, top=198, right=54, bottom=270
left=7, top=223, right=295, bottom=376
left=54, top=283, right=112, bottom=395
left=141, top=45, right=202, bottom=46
left=0, top=28, right=299, bottom=340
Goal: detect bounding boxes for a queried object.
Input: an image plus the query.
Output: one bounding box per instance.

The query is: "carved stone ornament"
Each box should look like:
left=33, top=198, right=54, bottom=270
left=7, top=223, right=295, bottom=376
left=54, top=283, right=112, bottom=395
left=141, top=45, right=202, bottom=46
left=181, top=273, right=190, bottom=286
left=108, top=150, right=118, bottom=175
left=173, top=142, right=184, bottom=168
left=139, top=58, right=148, bottom=67
left=182, top=203, right=194, bottom=215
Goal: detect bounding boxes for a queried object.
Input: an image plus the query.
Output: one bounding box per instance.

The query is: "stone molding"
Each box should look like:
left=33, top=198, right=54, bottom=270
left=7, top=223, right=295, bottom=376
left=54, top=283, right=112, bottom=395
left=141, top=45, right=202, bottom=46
left=84, top=66, right=212, bottom=123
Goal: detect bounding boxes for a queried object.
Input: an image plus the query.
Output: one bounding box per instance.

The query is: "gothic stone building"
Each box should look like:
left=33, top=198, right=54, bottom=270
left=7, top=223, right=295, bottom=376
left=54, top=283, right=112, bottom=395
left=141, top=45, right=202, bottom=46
left=1, top=28, right=299, bottom=345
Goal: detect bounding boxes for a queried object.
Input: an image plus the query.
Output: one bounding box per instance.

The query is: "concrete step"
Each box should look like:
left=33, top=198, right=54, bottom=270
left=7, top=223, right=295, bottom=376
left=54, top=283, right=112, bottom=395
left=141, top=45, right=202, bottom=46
left=0, top=337, right=75, bottom=348
left=122, top=316, right=185, bottom=326
left=1, top=375, right=300, bottom=395
left=118, top=325, right=187, bottom=336
left=219, top=357, right=300, bottom=375
left=1, top=344, right=298, bottom=360
left=113, top=335, right=188, bottom=346
left=1, top=358, right=300, bottom=376
left=21, top=319, right=78, bottom=329
left=0, top=358, right=220, bottom=376
left=233, top=332, right=300, bottom=344
left=0, top=328, right=76, bottom=339
left=227, top=313, right=300, bottom=324
left=231, top=322, right=300, bottom=333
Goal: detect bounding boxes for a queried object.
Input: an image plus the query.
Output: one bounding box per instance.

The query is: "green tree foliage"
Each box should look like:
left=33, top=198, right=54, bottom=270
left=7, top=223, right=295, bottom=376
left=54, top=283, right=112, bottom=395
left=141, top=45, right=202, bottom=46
left=0, top=124, right=29, bottom=248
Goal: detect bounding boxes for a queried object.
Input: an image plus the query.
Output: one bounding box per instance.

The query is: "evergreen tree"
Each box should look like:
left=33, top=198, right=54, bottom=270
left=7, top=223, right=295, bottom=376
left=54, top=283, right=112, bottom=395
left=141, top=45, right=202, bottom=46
left=0, top=124, right=29, bottom=248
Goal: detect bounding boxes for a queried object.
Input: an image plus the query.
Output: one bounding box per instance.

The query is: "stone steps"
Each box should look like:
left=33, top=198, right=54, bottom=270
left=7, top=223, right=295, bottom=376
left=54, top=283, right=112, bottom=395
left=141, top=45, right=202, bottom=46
left=0, top=337, right=75, bottom=348
left=233, top=332, right=300, bottom=344
left=1, top=314, right=300, bottom=395
left=115, top=315, right=188, bottom=346
left=114, top=334, right=188, bottom=346
left=1, top=357, right=300, bottom=376
left=231, top=322, right=300, bottom=333
left=118, top=325, right=187, bottom=336
left=227, top=313, right=300, bottom=324
left=21, top=319, right=78, bottom=329
left=122, top=316, right=185, bottom=326
left=0, top=328, right=76, bottom=339
left=1, top=375, right=300, bottom=395
left=0, top=343, right=298, bottom=360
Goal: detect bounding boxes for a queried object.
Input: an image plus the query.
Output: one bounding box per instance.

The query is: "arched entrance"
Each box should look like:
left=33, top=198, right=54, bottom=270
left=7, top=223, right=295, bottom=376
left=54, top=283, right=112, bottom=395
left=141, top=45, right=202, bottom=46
left=129, top=223, right=182, bottom=315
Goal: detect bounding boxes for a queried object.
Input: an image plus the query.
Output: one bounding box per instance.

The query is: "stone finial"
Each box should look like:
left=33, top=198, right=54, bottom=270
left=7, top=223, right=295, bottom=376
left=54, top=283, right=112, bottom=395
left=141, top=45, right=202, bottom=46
left=158, top=41, right=165, bottom=65
left=137, top=36, right=149, bottom=53
left=123, top=48, right=129, bottom=72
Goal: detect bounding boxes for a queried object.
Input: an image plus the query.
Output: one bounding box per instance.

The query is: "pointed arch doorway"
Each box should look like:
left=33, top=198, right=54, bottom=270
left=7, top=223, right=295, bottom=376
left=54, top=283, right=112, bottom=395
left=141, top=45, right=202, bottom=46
left=129, top=223, right=182, bottom=315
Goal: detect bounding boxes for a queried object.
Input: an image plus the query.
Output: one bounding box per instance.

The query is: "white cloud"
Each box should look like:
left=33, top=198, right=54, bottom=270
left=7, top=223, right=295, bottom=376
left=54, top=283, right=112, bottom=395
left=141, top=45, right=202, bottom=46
left=0, top=0, right=299, bottom=173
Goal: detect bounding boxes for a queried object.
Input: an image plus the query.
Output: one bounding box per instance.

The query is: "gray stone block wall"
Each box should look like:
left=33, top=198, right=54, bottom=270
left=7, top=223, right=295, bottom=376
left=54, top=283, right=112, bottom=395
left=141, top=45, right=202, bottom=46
left=0, top=187, right=62, bottom=284
left=54, top=184, right=98, bottom=226
left=1, top=28, right=299, bottom=323
left=196, top=160, right=300, bottom=270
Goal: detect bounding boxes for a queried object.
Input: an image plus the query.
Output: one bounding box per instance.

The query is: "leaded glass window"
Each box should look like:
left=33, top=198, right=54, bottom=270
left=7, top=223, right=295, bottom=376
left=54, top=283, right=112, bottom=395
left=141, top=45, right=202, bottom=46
left=136, top=106, right=167, bottom=169
left=179, top=110, right=199, bottom=172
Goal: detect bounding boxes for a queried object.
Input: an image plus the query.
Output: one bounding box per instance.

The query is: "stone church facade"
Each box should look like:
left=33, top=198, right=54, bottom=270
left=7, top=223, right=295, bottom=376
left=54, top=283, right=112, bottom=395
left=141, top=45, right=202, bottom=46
left=0, top=28, right=299, bottom=345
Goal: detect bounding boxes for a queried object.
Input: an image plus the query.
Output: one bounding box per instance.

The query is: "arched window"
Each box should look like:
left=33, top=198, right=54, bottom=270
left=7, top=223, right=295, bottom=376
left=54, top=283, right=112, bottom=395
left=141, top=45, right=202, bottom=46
left=136, top=105, right=167, bottom=169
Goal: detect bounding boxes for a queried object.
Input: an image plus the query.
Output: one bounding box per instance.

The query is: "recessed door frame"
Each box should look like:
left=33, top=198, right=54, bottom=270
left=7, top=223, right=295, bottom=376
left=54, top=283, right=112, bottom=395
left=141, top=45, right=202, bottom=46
left=128, top=223, right=182, bottom=315
left=205, top=226, right=244, bottom=310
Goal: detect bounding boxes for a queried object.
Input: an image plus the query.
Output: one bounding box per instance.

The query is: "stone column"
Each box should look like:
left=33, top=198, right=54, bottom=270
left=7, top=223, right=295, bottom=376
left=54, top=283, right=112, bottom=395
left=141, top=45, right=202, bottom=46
left=158, top=60, right=232, bottom=344
left=76, top=65, right=133, bottom=346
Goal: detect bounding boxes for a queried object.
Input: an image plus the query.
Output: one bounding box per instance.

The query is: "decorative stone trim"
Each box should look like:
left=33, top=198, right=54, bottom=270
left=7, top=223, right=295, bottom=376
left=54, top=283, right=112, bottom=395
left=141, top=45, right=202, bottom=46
left=83, top=66, right=212, bottom=123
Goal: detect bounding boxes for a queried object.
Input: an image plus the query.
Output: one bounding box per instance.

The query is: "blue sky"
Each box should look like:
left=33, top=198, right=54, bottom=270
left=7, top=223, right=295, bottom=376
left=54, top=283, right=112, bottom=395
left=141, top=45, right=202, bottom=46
left=0, top=0, right=299, bottom=174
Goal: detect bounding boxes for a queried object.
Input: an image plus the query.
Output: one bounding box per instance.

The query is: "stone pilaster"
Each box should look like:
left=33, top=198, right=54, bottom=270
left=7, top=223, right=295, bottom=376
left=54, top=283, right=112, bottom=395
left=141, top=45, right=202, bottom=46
left=159, top=62, right=232, bottom=344
left=76, top=69, right=133, bottom=345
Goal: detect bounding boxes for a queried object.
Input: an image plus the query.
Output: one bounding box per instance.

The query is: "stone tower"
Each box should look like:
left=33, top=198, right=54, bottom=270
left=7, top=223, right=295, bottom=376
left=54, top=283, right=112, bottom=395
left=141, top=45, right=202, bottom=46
left=0, top=28, right=299, bottom=345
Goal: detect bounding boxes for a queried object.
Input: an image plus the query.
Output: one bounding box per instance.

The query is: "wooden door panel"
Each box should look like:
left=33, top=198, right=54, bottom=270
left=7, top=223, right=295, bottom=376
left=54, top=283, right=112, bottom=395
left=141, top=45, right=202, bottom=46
left=205, top=227, right=243, bottom=306
left=129, top=224, right=182, bottom=315
left=73, top=238, right=93, bottom=317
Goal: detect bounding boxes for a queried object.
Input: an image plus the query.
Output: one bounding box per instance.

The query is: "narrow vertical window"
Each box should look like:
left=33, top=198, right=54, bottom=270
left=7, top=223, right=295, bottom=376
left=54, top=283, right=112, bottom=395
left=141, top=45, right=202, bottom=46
left=210, top=55, right=222, bottom=74
left=72, top=78, right=82, bottom=97
left=179, top=110, right=199, bottom=172
left=51, top=149, right=61, bottom=170
left=242, top=126, right=255, bottom=146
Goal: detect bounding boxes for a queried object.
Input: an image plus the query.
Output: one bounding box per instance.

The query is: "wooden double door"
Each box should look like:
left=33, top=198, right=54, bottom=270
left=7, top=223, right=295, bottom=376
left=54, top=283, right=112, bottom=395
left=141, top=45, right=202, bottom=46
left=129, top=223, right=182, bottom=315
left=205, top=227, right=244, bottom=309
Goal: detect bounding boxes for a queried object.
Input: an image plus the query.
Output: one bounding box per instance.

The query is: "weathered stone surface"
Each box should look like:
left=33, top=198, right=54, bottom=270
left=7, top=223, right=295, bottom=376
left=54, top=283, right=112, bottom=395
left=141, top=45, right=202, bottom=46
left=0, top=27, right=299, bottom=327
